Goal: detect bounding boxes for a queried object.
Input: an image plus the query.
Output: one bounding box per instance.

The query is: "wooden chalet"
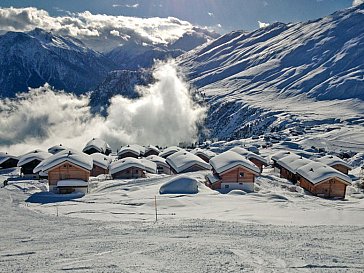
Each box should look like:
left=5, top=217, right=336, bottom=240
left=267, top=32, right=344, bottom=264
left=35, top=150, right=93, bottom=193
left=17, top=150, right=51, bottom=178
left=229, top=147, right=268, bottom=172
left=82, top=138, right=112, bottom=155
left=144, top=145, right=160, bottom=157
left=191, top=148, right=216, bottom=163
left=146, top=155, right=171, bottom=174
left=109, top=157, right=147, bottom=179
left=166, top=151, right=211, bottom=174
left=90, top=153, right=111, bottom=177
left=276, top=155, right=312, bottom=183
left=0, top=152, right=19, bottom=169
left=117, top=144, right=144, bottom=159
left=159, top=146, right=182, bottom=159
left=315, top=155, right=352, bottom=174
left=206, top=151, right=260, bottom=192
left=296, top=162, right=352, bottom=199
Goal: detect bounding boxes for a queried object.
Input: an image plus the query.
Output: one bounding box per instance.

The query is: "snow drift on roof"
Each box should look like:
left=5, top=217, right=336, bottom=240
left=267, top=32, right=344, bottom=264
left=139, top=158, right=157, bottom=174
left=83, top=138, right=111, bottom=154
left=0, top=152, right=19, bottom=165
left=117, top=144, right=145, bottom=157
left=271, top=151, right=295, bottom=162
left=277, top=155, right=312, bottom=174
left=145, top=145, right=160, bottom=154
left=296, top=161, right=351, bottom=185
left=229, top=147, right=268, bottom=165
left=48, top=144, right=67, bottom=154
left=35, top=149, right=93, bottom=173
left=159, top=175, right=198, bottom=194
left=191, top=148, right=216, bottom=159
left=210, top=151, right=260, bottom=175
left=91, top=153, right=112, bottom=169
left=17, top=151, right=52, bottom=167
left=159, top=146, right=183, bottom=158
left=166, top=151, right=211, bottom=173
left=315, top=155, right=352, bottom=170
left=146, top=155, right=169, bottom=168
left=109, top=157, right=146, bottom=175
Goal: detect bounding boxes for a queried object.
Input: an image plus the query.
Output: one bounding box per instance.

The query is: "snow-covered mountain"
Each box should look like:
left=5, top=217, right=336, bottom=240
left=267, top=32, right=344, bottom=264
left=106, top=28, right=219, bottom=70
left=178, top=4, right=364, bottom=140
left=89, top=69, right=153, bottom=115
left=0, top=28, right=116, bottom=97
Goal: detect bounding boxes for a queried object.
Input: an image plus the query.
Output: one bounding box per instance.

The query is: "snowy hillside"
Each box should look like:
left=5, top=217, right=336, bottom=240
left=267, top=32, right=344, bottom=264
left=0, top=28, right=116, bottom=97
left=89, top=69, right=153, bottom=115
left=178, top=4, right=364, bottom=140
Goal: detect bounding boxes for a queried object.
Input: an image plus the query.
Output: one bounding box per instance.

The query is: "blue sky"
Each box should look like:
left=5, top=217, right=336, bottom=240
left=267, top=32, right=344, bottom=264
left=0, top=0, right=354, bottom=32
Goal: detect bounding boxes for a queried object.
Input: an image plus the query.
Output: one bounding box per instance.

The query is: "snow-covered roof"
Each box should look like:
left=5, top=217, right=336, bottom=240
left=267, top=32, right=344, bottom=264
left=229, top=147, right=250, bottom=156
left=271, top=151, right=295, bottom=162
left=191, top=148, right=216, bottom=159
left=109, top=157, right=146, bottom=175
left=296, top=162, right=352, bottom=185
left=0, top=152, right=19, bottom=165
left=82, top=138, right=111, bottom=154
left=139, top=158, right=157, bottom=174
left=35, top=149, right=93, bottom=173
left=210, top=151, right=260, bottom=175
left=205, top=173, right=220, bottom=184
left=48, top=144, right=67, bottom=154
left=91, top=153, right=112, bottom=169
left=315, top=155, right=352, bottom=170
left=159, top=146, right=183, bottom=158
left=57, top=179, right=89, bottom=187
left=117, top=144, right=145, bottom=157
left=145, top=145, right=160, bottom=154
left=159, top=175, right=198, bottom=194
left=146, top=155, right=169, bottom=168
left=166, top=151, right=211, bottom=173
left=277, top=155, right=312, bottom=174
left=17, top=150, right=52, bottom=167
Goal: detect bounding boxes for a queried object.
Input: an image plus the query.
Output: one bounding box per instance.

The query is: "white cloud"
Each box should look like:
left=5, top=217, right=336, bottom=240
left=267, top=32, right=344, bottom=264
left=112, top=3, right=140, bottom=8
left=208, top=12, right=214, bottom=17
left=0, top=7, right=204, bottom=51
left=352, top=0, right=364, bottom=6
left=263, top=1, right=269, bottom=7
left=258, top=21, right=270, bottom=28
left=0, top=61, right=206, bottom=155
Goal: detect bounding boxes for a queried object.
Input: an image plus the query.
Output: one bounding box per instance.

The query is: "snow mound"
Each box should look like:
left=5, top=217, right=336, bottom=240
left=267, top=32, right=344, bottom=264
left=159, top=175, right=198, bottom=194
left=227, top=189, right=247, bottom=195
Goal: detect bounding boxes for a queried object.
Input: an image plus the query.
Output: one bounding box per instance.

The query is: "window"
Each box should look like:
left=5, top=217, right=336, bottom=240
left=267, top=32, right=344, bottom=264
left=224, top=185, right=229, bottom=189
left=239, top=183, right=243, bottom=185
left=135, top=170, right=139, bottom=174
left=239, top=172, right=245, bottom=177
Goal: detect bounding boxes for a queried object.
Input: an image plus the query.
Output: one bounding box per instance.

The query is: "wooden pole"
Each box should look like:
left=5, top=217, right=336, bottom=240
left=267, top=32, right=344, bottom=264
left=56, top=206, right=59, bottom=217
left=154, top=195, right=157, bottom=222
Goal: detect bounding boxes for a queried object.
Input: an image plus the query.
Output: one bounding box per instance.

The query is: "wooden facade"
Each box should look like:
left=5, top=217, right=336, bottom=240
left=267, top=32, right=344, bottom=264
left=111, top=167, right=146, bottom=179
left=91, top=164, right=108, bottom=177
left=249, top=158, right=265, bottom=172
left=196, top=154, right=210, bottom=163
left=298, top=177, right=348, bottom=199
left=209, top=166, right=256, bottom=191
left=331, top=164, right=350, bottom=175
left=144, top=150, right=159, bottom=157
left=280, top=167, right=298, bottom=183
left=48, top=162, right=90, bottom=188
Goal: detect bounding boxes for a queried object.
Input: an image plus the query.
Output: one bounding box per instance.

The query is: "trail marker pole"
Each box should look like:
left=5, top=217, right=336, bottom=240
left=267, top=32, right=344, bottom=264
left=154, top=196, right=158, bottom=222
left=56, top=206, right=59, bottom=217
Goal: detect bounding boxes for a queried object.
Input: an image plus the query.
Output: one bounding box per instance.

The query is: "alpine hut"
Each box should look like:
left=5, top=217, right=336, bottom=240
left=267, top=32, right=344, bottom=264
left=191, top=148, right=216, bottom=163
left=109, top=157, right=146, bottom=179
left=35, top=149, right=93, bottom=193
left=146, top=155, right=171, bottom=174
left=159, top=146, right=182, bottom=159
left=117, top=144, right=145, bottom=159
left=166, top=151, right=211, bottom=174
left=144, top=145, right=161, bottom=157
left=315, top=155, right=352, bottom=174
left=17, top=150, right=52, bottom=178
left=0, top=152, right=19, bottom=169
left=82, top=138, right=112, bottom=155
left=206, top=151, right=260, bottom=192
left=90, top=153, right=112, bottom=177
left=276, top=155, right=312, bottom=183
left=230, top=147, right=268, bottom=172
left=48, top=144, right=67, bottom=155
left=296, top=161, right=352, bottom=199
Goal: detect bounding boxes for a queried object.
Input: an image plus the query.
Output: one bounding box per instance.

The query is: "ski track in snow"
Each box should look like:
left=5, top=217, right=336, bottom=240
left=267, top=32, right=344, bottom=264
left=1, top=168, right=364, bottom=273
